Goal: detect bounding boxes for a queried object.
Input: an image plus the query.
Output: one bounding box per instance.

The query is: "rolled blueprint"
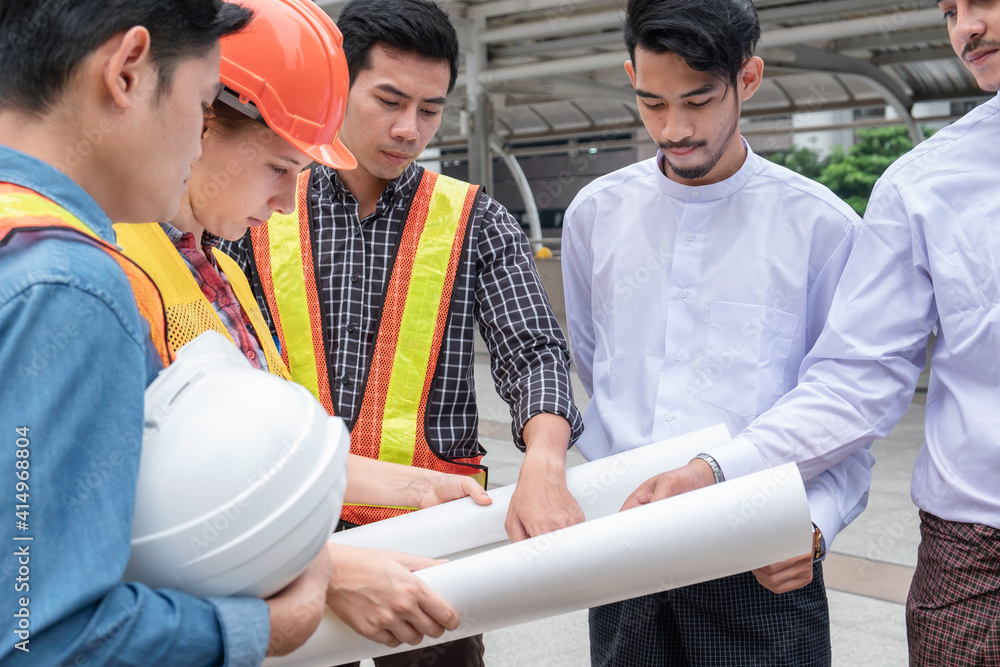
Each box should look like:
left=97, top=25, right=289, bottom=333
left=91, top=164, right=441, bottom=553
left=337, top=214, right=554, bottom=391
left=267, top=462, right=811, bottom=666
left=329, top=423, right=732, bottom=558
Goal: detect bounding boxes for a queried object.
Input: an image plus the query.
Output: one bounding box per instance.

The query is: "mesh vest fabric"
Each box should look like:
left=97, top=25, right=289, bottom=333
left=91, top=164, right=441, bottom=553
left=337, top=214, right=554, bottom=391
left=0, top=184, right=171, bottom=367
left=252, top=169, right=486, bottom=525
left=115, top=222, right=288, bottom=378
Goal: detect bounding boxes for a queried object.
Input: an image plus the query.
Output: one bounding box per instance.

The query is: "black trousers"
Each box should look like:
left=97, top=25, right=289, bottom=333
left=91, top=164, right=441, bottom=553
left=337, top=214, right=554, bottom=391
left=590, top=564, right=831, bottom=667
left=335, top=635, right=484, bottom=667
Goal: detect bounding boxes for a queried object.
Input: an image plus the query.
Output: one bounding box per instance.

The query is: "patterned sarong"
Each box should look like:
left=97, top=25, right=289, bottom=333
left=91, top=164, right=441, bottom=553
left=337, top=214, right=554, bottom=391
left=907, top=510, right=1000, bottom=666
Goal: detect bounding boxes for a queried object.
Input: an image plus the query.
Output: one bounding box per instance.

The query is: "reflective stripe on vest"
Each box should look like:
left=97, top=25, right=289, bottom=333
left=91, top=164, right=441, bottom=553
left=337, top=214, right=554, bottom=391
left=251, top=170, right=331, bottom=408
left=115, top=222, right=289, bottom=378
left=0, top=184, right=171, bottom=367
left=251, top=168, right=487, bottom=525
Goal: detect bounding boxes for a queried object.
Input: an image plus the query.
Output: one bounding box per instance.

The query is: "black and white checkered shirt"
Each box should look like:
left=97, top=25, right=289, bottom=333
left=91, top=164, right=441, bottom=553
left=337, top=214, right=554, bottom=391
left=223, top=162, right=582, bottom=458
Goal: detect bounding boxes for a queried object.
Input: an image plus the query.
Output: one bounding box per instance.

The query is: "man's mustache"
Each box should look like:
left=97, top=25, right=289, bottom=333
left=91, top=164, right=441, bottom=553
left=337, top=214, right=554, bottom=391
left=963, top=38, right=1000, bottom=59
left=659, top=141, right=707, bottom=150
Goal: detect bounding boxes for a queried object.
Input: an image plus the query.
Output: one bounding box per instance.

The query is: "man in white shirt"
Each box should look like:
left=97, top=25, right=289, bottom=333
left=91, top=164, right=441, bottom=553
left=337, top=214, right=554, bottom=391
left=617, top=1, right=1000, bottom=665
left=562, top=0, right=874, bottom=664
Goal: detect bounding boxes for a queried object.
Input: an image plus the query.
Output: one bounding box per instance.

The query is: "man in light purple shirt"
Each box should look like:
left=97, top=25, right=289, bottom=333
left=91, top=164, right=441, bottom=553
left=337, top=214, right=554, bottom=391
left=624, top=1, right=1000, bottom=664
left=562, top=0, right=874, bottom=664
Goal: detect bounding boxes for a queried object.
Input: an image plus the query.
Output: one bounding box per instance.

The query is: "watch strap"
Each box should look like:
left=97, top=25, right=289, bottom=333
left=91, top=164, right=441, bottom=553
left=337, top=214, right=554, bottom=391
left=695, top=453, right=725, bottom=484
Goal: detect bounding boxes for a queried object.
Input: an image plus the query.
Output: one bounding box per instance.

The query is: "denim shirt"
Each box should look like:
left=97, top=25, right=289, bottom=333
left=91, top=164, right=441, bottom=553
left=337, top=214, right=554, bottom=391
left=0, top=145, right=269, bottom=665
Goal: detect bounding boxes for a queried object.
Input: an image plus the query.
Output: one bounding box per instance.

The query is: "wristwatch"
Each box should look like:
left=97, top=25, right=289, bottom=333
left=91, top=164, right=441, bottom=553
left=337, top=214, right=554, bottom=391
left=694, top=453, right=725, bottom=484
left=812, top=523, right=826, bottom=562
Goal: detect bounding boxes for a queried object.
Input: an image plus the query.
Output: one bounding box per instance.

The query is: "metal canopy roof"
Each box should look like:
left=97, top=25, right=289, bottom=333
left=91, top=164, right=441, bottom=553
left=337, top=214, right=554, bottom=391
left=318, top=0, right=986, bottom=152
left=315, top=0, right=989, bottom=240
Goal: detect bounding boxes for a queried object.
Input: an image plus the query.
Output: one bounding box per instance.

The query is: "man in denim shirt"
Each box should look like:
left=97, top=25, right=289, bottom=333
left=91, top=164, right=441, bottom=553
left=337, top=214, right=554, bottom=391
left=0, top=2, right=331, bottom=664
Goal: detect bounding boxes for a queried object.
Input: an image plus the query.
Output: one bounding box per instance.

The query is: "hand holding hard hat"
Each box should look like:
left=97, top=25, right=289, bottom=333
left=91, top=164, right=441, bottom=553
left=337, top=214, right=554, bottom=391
left=125, top=331, right=350, bottom=598
left=124, top=333, right=464, bottom=653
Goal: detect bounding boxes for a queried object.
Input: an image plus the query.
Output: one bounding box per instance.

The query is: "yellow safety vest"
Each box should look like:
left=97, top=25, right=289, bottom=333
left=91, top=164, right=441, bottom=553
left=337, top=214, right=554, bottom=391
left=115, top=222, right=288, bottom=378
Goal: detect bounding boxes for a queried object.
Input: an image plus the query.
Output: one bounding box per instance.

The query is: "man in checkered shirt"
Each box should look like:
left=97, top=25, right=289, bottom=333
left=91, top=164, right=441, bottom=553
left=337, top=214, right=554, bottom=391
left=224, top=0, right=584, bottom=664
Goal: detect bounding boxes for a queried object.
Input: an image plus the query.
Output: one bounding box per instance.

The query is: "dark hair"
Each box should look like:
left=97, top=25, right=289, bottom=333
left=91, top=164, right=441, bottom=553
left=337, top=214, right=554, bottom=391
left=204, top=99, right=272, bottom=138
left=0, top=0, right=252, bottom=114
left=624, top=0, right=760, bottom=89
left=337, top=0, right=459, bottom=94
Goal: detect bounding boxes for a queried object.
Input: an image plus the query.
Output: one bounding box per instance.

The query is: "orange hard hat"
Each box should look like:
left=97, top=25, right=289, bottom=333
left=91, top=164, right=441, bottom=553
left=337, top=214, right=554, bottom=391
left=219, top=0, right=356, bottom=169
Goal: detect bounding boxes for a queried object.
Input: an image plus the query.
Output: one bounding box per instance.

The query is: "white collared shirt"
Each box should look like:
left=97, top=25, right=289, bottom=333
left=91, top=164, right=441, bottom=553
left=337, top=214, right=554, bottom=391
left=714, top=96, right=1000, bottom=530
left=563, top=141, right=873, bottom=547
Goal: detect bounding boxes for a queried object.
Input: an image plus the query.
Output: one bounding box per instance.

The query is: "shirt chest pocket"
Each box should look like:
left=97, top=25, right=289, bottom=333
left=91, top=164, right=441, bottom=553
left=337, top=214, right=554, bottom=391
left=698, top=300, right=800, bottom=418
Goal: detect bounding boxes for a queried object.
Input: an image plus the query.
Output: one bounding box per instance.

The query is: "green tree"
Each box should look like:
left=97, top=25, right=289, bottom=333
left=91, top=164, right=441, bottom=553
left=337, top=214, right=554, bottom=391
left=768, top=126, right=929, bottom=216
left=767, top=145, right=826, bottom=180
left=817, top=127, right=918, bottom=215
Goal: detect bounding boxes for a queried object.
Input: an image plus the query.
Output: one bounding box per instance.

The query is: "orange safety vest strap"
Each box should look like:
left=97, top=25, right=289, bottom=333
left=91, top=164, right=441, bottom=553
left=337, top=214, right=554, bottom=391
left=250, top=169, right=334, bottom=412
left=0, top=185, right=171, bottom=367
left=349, top=174, right=432, bottom=457
left=342, top=171, right=486, bottom=526
left=413, top=180, right=488, bottom=479
left=249, top=222, right=288, bottom=367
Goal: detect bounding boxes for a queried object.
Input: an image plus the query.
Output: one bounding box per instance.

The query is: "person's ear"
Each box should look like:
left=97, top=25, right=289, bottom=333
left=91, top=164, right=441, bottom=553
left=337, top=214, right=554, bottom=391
left=738, top=56, right=764, bottom=103
left=102, top=26, right=155, bottom=110
left=624, top=58, right=637, bottom=89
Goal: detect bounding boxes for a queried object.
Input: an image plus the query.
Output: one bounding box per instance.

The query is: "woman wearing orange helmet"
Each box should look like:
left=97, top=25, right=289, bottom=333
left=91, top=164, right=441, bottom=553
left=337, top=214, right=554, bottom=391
left=115, top=0, right=488, bottom=652
left=117, top=0, right=354, bottom=377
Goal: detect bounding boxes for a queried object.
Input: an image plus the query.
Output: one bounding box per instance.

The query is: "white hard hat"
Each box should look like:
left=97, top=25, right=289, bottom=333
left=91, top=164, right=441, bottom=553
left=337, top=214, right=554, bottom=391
left=124, top=331, right=349, bottom=598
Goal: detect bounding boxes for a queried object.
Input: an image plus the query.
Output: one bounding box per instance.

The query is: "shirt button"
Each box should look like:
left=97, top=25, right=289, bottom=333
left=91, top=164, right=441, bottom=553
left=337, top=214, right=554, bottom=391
left=341, top=376, right=351, bottom=387
left=220, top=296, right=231, bottom=306
left=690, top=191, right=700, bottom=199
left=353, top=226, right=361, bottom=236
left=351, top=273, right=360, bottom=283
left=247, top=350, right=256, bottom=360
left=673, top=352, right=682, bottom=361
left=679, top=289, right=689, bottom=299
left=687, top=233, right=696, bottom=242
left=664, top=412, right=674, bottom=423
left=346, top=323, right=356, bottom=333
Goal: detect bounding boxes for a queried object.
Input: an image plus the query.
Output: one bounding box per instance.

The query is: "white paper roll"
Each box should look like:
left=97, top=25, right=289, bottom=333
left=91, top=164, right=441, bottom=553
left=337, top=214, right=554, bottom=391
left=329, top=423, right=732, bottom=559
left=267, top=462, right=811, bottom=666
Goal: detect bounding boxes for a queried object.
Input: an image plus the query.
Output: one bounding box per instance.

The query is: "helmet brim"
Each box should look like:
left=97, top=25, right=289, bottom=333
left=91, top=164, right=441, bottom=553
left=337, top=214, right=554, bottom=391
left=291, top=135, right=357, bottom=170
